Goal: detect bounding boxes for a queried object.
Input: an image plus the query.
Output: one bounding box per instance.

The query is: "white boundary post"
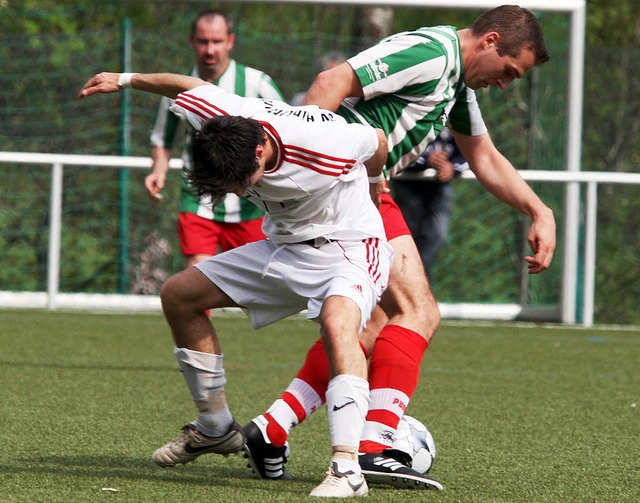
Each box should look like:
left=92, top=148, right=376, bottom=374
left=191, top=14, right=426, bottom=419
left=560, top=3, right=587, bottom=323
left=47, top=162, right=63, bottom=309
left=582, top=181, right=598, bottom=327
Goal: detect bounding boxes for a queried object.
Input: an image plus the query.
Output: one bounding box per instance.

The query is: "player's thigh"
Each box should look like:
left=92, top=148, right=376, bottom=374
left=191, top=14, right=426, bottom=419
left=359, top=305, right=389, bottom=355
left=160, top=266, right=236, bottom=312
left=378, top=234, right=439, bottom=335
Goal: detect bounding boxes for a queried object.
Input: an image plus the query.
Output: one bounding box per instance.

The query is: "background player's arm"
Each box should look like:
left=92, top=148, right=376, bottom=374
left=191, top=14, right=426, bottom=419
left=452, top=129, right=556, bottom=274
left=302, top=62, right=363, bottom=111
left=146, top=147, right=172, bottom=200
left=79, top=72, right=207, bottom=100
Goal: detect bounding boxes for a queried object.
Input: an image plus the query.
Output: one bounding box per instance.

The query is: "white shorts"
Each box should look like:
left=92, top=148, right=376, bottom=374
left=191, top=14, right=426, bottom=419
left=195, top=238, right=392, bottom=330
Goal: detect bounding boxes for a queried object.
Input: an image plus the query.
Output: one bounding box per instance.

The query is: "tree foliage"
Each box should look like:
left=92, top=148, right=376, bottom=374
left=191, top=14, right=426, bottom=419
left=586, top=0, right=640, bottom=47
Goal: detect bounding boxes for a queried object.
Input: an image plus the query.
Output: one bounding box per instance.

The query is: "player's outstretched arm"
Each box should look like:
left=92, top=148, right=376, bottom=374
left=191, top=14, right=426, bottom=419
left=78, top=72, right=207, bottom=100
left=453, top=130, right=556, bottom=274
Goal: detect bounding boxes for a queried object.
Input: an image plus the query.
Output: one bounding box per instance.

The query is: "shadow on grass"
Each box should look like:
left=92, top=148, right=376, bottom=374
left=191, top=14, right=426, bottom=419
left=0, top=359, right=175, bottom=373
left=0, top=359, right=260, bottom=373
left=7, top=454, right=318, bottom=490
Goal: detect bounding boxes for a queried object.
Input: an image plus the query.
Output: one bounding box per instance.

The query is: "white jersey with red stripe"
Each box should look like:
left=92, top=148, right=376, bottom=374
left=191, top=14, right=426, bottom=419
left=171, top=84, right=386, bottom=244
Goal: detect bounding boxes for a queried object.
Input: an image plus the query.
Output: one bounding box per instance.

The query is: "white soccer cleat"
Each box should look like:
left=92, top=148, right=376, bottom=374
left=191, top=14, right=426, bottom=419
left=309, top=461, right=369, bottom=498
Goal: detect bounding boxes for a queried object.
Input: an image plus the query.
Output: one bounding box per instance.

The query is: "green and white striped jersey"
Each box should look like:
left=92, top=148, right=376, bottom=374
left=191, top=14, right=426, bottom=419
left=150, top=60, right=284, bottom=222
left=338, top=25, right=487, bottom=177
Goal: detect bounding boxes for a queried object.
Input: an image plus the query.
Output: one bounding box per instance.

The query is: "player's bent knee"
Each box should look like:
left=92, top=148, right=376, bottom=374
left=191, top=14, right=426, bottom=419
left=159, top=272, right=204, bottom=313
left=159, top=276, right=183, bottom=313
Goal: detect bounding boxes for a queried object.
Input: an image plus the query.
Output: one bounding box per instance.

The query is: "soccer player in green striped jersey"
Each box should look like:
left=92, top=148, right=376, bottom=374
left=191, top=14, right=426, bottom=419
left=245, top=5, right=556, bottom=491
left=146, top=10, right=283, bottom=269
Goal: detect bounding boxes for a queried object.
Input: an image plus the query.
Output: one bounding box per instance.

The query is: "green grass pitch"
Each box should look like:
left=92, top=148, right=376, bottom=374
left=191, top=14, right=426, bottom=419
left=1, top=309, right=638, bottom=502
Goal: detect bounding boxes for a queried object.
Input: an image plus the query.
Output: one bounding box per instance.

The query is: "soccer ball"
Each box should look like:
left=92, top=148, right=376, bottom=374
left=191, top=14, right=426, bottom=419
left=392, top=415, right=436, bottom=474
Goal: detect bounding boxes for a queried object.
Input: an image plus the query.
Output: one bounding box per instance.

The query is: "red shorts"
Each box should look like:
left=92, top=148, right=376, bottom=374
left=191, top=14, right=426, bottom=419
left=177, top=212, right=266, bottom=256
left=378, top=193, right=412, bottom=240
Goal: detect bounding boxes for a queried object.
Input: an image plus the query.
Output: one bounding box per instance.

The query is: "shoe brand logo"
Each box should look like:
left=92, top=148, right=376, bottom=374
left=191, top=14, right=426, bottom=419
left=184, top=428, right=237, bottom=454
left=332, top=398, right=356, bottom=411
left=184, top=442, right=216, bottom=454
left=373, top=457, right=407, bottom=472
left=347, top=478, right=365, bottom=493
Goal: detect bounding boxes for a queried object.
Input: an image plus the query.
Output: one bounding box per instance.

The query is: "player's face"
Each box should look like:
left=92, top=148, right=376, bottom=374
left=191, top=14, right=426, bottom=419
left=464, top=35, right=535, bottom=91
left=189, top=16, right=235, bottom=81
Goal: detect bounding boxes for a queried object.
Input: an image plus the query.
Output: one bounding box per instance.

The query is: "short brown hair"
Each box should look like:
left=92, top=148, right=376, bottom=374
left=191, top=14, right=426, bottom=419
left=470, top=5, right=549, bottom=65
left=190, top=10, right=234, bottom=37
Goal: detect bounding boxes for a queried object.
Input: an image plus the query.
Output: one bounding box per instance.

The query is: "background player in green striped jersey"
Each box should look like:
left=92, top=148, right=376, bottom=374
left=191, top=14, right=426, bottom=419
left=243, top=5, right=556, bottom=491
left=146, top=10, right=283, bottom=269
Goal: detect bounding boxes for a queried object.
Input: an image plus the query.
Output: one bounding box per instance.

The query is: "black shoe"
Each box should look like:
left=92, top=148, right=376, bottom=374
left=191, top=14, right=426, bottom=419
left=242, top=419, right=292, bottom=480
left=359, top=450, right=443, bottom=490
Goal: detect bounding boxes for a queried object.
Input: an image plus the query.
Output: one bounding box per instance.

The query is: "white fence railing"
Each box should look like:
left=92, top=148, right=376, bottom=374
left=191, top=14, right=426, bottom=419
left=2, top=151, right=640, bottom=327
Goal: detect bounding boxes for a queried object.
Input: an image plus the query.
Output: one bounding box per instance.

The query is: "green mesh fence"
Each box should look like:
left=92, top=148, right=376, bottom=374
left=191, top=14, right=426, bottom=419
left=1, top=3, right=638, bottom=324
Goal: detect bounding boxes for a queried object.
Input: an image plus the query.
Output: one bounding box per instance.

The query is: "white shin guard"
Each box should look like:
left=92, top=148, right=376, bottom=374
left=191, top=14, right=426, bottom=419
left=174, top=347, right=232, bottom=436
left=326, top=374, right=370, bottom=451
left=174, top=346, right=227, bottom=401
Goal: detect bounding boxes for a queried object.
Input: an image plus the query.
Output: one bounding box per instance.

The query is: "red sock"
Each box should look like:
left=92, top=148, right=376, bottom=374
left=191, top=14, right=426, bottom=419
left=263, top=412, right=288, bottom=446
left=295, top=337, right=330, bottom=402
left=359, top=324, right=428, bottom=453
left=260, top=338, right=330, bottom=446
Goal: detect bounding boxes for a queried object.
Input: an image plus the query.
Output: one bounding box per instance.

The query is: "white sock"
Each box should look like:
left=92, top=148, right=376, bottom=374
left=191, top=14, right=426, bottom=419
left=325, top=374, right=369, bottom=452
left=174, top=346, right=234, bottom=437
left=264, top=377, right=323, bottom=436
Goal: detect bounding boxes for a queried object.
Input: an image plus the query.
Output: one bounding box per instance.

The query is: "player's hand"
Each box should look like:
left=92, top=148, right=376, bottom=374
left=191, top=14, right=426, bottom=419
left=427, top=150, right=448, bottom=167
left=427, top=151, right=455, bottom=182
left=369, top=179, right=390, bottom=207
left=77, top=72, right=122, bottom=99
left=524, top=207, right=556, bottom=274
left=436, top=161, right=455, bottom=182
left=145, top=172, right=166, bottom=201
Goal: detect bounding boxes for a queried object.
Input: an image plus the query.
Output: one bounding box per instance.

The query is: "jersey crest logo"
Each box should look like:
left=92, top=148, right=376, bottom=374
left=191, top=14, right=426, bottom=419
left=368, top=59, right=390, bottom=81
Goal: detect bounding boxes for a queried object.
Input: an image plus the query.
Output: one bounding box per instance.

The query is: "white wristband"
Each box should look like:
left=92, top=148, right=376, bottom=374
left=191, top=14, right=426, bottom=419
left=368, top=173, right=385, bottom=183
left=117, top=72, right=136, bottom=89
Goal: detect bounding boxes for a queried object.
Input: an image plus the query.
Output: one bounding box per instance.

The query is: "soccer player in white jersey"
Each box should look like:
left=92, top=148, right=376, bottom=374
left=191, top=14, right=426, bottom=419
left=79, top=71, right=393, bottom=498
left=243, top=5, right=556, bottom=490
left=147, top=10, right=283, bottom=270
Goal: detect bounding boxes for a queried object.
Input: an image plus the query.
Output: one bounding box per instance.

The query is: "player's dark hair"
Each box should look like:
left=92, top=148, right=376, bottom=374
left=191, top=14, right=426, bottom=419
left=190, top=10, right=234, bottom=36
left=470, top=5, right=549, bottom=65
left=188, top=116, right=265, bottom=205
